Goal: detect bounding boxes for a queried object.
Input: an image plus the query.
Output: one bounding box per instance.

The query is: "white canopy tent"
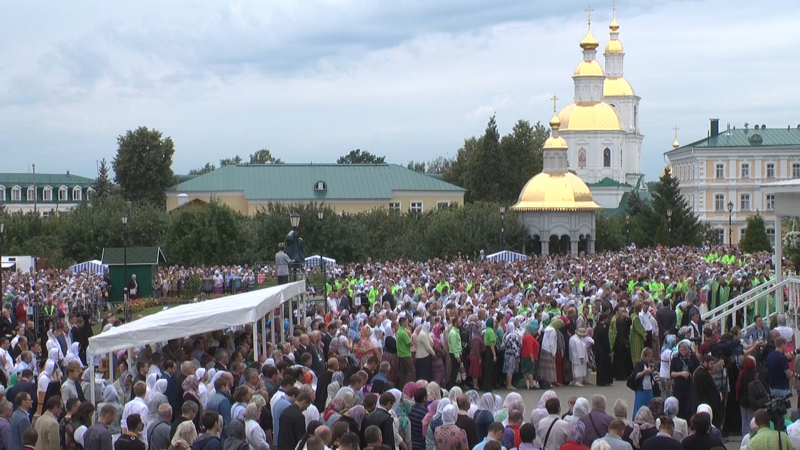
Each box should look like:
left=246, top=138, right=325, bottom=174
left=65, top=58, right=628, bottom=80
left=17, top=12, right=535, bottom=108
left=305, top=255, right=336, bottom=268
left=69, top=260, right=108, bottom=275
left=89, top=280, right=305, bottom=354
left=87, top=281, right=306, bottom=404
left=485, top=250, right=529, bottom=263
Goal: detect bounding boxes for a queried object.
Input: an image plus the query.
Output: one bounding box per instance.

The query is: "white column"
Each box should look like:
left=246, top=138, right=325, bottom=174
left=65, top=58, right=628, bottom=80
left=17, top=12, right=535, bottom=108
left=541, top=240, right=549, bottom=256
left=271, top=308, right=277, bottom=347
left=570, top=239, right=578, bottom=257
left=776, top=214, right=783, bottom=313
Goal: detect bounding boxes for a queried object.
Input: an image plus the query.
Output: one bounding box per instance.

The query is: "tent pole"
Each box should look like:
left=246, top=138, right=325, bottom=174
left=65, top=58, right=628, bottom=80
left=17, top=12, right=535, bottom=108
left=109, top=352, right=115, bottom=386
left=282, top=302, right=286, bottom=341
left=253, top=321, right=259, bottom=362
left=289, top=295, right=294, bottom=338
left=271, top=308, right=276, bottom=347
left=261, top=315, right=267, bottom=359
left=89, top=367, right=96, bottom=420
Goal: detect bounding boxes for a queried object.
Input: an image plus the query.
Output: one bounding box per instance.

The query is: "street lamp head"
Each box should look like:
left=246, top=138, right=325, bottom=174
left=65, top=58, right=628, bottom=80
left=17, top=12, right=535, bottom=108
left=290, top=211, right=301, bottom=228
left=499, top=206, right=506, bottom=214
left=727, top=201, right=734, bottom=213
left=667, top=208, right=672, bottom=218
left=317, top=209, right=324, bottom=221
left=122, top=214, right=128, bottom=226
left=625, top=214, right=630, bottom=222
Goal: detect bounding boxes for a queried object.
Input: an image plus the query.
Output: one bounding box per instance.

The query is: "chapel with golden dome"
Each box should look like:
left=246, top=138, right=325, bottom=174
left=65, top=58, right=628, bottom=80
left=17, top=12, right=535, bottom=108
left=512, top=98, right=601, bottom=255
left=556, top=5, right=645, bottom=210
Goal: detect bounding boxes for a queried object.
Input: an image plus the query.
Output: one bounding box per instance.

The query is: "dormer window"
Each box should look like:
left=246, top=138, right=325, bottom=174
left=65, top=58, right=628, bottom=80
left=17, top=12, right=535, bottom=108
left=314, top=181, right=327, bottom=191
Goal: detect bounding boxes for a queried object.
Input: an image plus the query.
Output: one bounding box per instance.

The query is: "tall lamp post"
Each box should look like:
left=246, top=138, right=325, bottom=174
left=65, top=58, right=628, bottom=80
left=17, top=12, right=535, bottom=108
left=500, top=205, right=506, bottom=248
left=289, top=211, right=301, bottom=282
left=727, top=200, right=734, bottom=248
left=317, top=209, right=325, bottom=298
left=667, top=208, right=673, bottom=247
left=0, top=217, right=5, bottom=307
left=122, top=212, right=129, bottom=322
left=625, top=214, right=630, bottom=246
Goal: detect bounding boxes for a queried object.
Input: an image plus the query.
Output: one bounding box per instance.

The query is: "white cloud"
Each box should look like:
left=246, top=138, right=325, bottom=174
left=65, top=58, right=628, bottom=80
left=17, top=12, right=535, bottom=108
left=0, top=0, right=796, bottom=182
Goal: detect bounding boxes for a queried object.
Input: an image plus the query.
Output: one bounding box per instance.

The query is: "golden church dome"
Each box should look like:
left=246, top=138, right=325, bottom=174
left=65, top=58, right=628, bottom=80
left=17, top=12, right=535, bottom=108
left=573, top=60, right=604, bottom=77
left=609, top=16, right=620, bottom=32
left=579, top=29, right=599, bottom=50
left=662, top=164, right=673, bottom=177
left=672, top=139, right=680, bottom=149
left=603, top=77, right=635, bottom=97
left=558, top=103, right=623, bottom=131
left=543, top=135, right=568, bottom=150
left=604, top=39, right=623, bottom=54
left=548, top=113, right=561, bottom=130
left=512, top=172, right=601, bottom=211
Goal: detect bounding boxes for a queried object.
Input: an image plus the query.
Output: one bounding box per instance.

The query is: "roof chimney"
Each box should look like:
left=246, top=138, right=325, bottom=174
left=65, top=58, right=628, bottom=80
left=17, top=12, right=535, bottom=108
left=710, top=118, right=719, bottom=137
left=66, top=170, right=70, bottom=177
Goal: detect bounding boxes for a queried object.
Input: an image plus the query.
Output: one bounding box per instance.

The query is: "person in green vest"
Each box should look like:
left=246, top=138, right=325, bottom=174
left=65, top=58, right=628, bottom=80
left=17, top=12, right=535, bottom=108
left=396, top=315, right=415, bottom=386
left=630, top=304, right=646, bottom=365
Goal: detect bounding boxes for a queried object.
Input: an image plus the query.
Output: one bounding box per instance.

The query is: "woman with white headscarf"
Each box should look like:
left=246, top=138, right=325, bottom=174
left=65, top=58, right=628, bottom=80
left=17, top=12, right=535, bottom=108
left=147, top=379, right=169, bottom=429
left=195, top=369, right=209, bottom=406
left=433, top=404, right=468, bottom=450
left=474, top=394, right=494, bottom=440
left=656, top=397, right=688, bottom=441
left=530, top=390, right=558, bottom=425
left=564, top=397, right=589, bottom=424
left=465, top=390, right=479, bottom=418
left=538, top=324, right=558, bottom=386
left=495, top=392, right=525, bottom=425
left=502, top=322, right=521, bottom=390
left=425, top=398, right=451, bottom=450
left=96, top=385, right=124, bottom=440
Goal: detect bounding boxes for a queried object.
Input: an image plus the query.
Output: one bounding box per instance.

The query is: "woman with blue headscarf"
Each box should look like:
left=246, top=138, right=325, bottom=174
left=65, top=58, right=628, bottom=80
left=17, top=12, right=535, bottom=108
left=659, top=334, right=677, bottom=398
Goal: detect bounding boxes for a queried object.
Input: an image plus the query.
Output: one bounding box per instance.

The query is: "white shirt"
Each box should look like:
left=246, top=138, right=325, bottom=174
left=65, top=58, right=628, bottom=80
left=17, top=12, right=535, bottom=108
left=303, top=404, right=320, bottom=428
left=327, top=295, right=338, bottom=314
left=0, top=348, right=14, bottom=374
left=639, top=311, right=654, bottom=332
left=122, top=397, right=150, bottom=431
left=660, top=349, right=673, bottom=379
left=536, top=415, right=571, bottom=450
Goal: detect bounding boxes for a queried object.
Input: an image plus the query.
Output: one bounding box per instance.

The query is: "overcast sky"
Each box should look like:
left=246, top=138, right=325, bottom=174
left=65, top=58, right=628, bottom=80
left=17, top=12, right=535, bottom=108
left=0, top=0, right=797, bottom=182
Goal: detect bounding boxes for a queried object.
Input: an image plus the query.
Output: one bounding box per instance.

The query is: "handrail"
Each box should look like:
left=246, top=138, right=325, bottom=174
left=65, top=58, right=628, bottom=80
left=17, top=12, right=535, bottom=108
left=702, top=278, right=791, bottom=320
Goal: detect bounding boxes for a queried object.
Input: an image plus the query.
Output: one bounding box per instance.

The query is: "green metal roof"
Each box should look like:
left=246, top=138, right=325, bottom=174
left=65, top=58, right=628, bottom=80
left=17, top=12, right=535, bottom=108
left=102, top=247, right=166, bottom=266
left=672, top=128, right=800, bottom=152
left=170, top=164, right=465, bottom=201
left=0, top=173, right=94, bottom=187
left=586, top=177, right=632, bottom=188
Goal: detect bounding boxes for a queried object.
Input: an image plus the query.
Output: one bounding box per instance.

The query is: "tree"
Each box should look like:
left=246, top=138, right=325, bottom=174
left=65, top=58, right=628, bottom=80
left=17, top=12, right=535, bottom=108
left=249, top=149, right=283, bottom=164
left=469, top=115, right=503, bottom=202
left=497, top=120, right=547, bottom=203
left=93, top=158, right=114, bottom=199
left=220, top=155, right=243, bottom=166
left=626, top=191, right=654, bottom=247
left=594, top=211, right=625, bottom=251
left=337, top=149, right=385, bottom=164
left=112, top=126, right=176, bottom=207
left=444, top=137, right=479, bottom=193
left=740, top=213, right=773, bottom=253
left=164, top=199, right=248, bottom=265
left=648, top=166, right=703, bottom=247
left=407, top=156, right=454, bottom=174
left=189, top=162, right=216, bottom=175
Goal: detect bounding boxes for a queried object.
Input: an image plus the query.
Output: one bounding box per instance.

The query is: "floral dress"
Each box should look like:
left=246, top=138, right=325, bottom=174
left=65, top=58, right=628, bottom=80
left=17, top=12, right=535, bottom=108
left=502, top=331, right=522, bottom=374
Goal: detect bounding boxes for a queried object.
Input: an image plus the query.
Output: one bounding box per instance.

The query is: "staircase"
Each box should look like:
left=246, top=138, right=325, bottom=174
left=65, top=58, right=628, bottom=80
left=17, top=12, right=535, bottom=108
left=702, top=276, right=800, bottom=334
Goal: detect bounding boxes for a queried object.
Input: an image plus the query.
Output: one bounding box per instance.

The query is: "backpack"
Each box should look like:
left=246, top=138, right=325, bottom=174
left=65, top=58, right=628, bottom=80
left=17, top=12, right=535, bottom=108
left=748, top=378, right=770, bottom=409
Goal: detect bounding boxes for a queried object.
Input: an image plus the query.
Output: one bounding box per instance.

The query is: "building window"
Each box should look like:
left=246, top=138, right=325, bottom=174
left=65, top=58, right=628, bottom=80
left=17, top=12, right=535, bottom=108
left=766, top=194, right=775, bottom=211
left=388, top=202, right=401, bottom=212
left=59, top=187, right=68, bottom=202
left=43, top=187, right=52, bottom=201
left=0, top=186, right=4, bottom=201
left=578, top=149, right=586, bottom=168
left=41, top=211, right=50, bottom=218
left=714, top=229, right=725, bottom=244
left=766, top=163, right=775, bottom=179
left=740, top=228, right=747, bottom=242
left=27, top=186, right=36, bottom=201
left=410, top=201, right=423, bottom=213
left=715, top=163, right=724, bottom=179
left=714, top=194, right=725, bottom=211
left=436, top=201, right=451, bottom=210
left=740, top=193, right=751, bottom=211
left=793, top=163, right=800, bottom=178
left=314, top=181, right=327, bottom=191
left=11, top=186, right=21, bottom=201
left=767, top=228, right=776, bottom=246
left=603, top=148, right=611, bottom=167
left=741, top=163, right=750, bottom=179
left=73, top=186, right=82, bottom=201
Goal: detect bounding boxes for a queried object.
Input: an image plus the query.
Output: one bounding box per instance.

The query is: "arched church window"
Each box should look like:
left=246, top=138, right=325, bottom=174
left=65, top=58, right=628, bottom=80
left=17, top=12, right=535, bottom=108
left=578, top=149, right=587, bottom=168
left=603, top=148, right=611, bottom=167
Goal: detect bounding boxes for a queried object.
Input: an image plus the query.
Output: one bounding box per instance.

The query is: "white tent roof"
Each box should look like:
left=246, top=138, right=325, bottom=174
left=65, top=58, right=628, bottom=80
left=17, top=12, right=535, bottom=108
left=304, top=255, right=336, bottom=267
left=89, top=281, right=306, bottom=354
left=485, top=250, right=529, bottom=263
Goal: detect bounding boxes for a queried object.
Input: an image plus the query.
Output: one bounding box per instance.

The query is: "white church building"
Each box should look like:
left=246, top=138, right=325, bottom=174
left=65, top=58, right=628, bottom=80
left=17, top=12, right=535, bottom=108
left=556, top=7, right=647, bottom=210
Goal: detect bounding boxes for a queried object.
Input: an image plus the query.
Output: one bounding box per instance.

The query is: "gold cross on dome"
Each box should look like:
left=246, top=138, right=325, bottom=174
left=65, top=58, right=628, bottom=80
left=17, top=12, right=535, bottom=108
left=673, top=125, right=679, bottom=139
left=586, top=5, right=594, bottom=28
left=612, top=0, right=616, bottom=16
left=551, top=95, right=559, bottom=113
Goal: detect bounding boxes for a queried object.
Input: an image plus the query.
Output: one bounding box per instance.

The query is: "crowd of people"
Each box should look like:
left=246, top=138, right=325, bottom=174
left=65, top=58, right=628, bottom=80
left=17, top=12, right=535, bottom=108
left=0, top=245, right=797, bottom=450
